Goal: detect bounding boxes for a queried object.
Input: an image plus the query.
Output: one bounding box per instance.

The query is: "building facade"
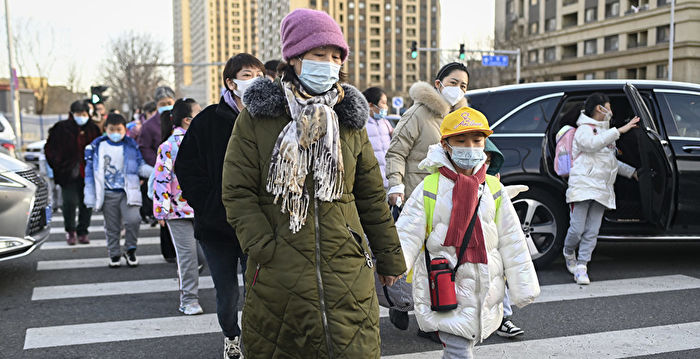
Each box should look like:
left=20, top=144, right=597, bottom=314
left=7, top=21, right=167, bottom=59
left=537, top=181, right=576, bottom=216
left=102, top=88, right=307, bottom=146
left=495, top=0, right=700, bottom=83
left=256, top=0, right=440, bottom=97
left=173, top=0, right=258, bottom=105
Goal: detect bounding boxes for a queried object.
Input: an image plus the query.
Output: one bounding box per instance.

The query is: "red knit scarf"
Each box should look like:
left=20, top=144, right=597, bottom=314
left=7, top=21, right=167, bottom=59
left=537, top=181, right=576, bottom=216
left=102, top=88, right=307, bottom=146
left=439, top=165, right=488, bottom=265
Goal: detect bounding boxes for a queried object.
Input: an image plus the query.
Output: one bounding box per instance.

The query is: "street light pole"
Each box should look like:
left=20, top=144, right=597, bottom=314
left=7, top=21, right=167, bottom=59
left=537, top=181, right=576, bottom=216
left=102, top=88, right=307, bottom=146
left=668, top=0, right=675, bottom=81
left=4, top=0, right=21, bottom=146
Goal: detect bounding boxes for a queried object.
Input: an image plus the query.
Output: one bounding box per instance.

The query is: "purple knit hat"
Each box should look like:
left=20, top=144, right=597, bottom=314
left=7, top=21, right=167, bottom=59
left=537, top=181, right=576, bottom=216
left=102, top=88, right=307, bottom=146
left=280, top=8, right=349, bottom=62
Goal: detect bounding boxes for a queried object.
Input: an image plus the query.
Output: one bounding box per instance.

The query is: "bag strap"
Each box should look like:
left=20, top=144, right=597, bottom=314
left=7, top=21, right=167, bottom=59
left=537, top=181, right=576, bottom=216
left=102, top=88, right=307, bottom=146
left=452, top=197, right=481, bottom=277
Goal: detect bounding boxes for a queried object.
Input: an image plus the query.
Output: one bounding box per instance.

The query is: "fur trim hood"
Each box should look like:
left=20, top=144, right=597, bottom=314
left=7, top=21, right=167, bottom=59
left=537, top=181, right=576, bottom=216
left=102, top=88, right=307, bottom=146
left=409, top=81, right=467, bottom=117
left=243, top=78, right=369, bottom=129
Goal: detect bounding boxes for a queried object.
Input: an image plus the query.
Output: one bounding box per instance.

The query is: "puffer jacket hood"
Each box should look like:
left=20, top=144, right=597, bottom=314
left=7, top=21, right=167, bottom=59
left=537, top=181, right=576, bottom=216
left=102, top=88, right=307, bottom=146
left=566, top=112, right=636, bottom=209
left=366, top=116, right=393, bottom=189
left=484, top=139, right=504, bottom=176
left=385, top=82, right=467, bottom=197
left=398, top=144, right=540, bottom=341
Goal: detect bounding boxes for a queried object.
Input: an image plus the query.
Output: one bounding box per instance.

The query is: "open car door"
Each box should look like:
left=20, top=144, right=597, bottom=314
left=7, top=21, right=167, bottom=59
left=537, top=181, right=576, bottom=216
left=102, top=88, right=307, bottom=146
left=623, top=83, right=676, bottom=229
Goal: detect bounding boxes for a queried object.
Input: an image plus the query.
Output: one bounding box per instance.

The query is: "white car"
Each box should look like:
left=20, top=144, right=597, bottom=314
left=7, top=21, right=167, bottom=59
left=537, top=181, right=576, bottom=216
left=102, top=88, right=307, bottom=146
left=0, top=114, right=17, bottom=158
left=22, top=140, right=46, bottom=170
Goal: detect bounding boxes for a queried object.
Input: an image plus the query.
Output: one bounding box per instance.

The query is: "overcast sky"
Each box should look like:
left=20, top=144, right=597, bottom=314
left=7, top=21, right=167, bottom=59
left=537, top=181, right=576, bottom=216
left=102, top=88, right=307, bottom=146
left=0, top=0, right=494, bottom=94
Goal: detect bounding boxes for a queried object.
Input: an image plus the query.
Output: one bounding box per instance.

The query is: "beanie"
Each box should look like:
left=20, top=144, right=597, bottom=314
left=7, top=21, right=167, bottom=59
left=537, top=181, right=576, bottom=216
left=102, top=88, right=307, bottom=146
left=280, top=8, right=349, bottom=62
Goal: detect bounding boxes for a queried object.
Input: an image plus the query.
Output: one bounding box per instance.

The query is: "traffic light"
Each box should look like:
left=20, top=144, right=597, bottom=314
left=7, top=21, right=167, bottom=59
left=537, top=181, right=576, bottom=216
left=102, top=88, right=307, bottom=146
left=459, top=44, right=466, bottom=60
left=90, top=85, right=109, bottom=104
left=410, top=41, right=418, bottom=59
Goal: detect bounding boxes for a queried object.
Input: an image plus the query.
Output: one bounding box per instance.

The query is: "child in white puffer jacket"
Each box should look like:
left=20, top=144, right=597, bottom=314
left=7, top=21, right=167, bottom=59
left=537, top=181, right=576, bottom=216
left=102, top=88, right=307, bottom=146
left=564, top=93, right=639, bottom=284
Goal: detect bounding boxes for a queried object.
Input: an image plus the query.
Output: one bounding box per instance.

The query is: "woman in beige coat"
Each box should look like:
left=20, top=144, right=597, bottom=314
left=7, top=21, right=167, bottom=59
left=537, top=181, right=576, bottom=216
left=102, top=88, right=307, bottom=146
left=386, top=62, right=470, bottom=207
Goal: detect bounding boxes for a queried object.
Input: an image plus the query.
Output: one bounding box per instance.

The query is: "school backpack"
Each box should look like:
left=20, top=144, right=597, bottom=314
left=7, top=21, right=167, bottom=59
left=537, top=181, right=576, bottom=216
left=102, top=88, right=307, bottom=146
left=554, top=125, right=576, bottom=177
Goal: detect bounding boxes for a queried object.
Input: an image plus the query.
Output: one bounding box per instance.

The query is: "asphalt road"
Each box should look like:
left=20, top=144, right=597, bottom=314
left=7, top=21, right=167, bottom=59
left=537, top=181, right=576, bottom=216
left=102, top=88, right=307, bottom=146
left=1, top=213, right=699, bottom=358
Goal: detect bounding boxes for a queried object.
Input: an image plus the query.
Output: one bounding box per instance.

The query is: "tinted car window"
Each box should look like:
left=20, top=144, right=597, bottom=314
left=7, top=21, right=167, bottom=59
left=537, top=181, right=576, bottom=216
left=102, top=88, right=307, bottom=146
left=494, top=97, right=560, bottom=134
left=664, top=93, right=700, bottom=138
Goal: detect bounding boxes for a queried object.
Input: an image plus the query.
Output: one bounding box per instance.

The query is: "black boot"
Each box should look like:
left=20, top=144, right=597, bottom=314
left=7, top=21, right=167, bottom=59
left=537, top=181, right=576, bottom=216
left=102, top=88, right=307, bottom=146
left=389, top=308, right=409, bottom=330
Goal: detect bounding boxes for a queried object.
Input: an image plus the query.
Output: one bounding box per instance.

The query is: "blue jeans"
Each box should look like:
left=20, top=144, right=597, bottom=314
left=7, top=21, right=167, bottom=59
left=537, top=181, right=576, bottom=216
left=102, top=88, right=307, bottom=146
left=199, top=237, right=247, bottom=339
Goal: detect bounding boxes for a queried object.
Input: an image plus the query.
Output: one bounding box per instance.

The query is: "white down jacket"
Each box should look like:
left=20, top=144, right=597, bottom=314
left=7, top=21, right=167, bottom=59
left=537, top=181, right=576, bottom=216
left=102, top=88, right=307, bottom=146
left=566, top=113, right=636, bottom=209
left=396, top=144, right=540, bottom=341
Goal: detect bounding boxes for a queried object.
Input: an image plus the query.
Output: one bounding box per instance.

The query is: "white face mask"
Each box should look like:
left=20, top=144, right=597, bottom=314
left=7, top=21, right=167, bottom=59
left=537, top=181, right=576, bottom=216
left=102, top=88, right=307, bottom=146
left=599, top=106, right=613, bottom=122
left=440, top=82, right=465, bottom=107
left=233, top=77, right=259, bottom=98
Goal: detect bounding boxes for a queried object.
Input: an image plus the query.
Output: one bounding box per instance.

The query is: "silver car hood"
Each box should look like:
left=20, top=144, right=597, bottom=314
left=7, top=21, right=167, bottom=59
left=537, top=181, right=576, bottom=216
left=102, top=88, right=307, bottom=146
left=0, top=152, right=30, bottom=172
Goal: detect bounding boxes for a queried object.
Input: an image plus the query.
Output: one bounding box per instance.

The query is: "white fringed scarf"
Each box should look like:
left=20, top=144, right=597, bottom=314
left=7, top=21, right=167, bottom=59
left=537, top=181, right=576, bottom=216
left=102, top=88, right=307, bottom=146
left=266, top=80, right=345, bottom=233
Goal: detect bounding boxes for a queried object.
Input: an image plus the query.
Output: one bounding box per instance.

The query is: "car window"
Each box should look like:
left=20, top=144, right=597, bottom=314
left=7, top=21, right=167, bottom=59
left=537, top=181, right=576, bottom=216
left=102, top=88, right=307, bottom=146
left=494, top=97, right=559, bottom=134
left=664, top=93, right=700, bottom=138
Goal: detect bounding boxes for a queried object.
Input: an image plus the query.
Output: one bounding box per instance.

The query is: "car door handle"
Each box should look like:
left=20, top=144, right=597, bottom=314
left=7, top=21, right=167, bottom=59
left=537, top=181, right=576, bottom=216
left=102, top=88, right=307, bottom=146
left=682, top=145, right=700, bottom=153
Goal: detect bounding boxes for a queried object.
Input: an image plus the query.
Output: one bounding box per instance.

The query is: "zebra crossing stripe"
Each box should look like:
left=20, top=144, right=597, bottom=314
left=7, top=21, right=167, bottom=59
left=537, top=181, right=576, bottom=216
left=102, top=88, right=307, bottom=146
left=40, top=237, right=160, bottom=250
left=380, top=321, right=700, bottom=359
left=37, top=255, right=168, bottom=270
left=51, top=214, right=105, bottom=223
left=50, top=224, right=154, bottom=234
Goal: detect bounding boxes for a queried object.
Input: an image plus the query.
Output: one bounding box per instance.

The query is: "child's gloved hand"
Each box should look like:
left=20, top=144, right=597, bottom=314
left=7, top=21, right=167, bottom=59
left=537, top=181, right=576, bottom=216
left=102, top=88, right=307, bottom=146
left=504, top=185, right=529, bottom=199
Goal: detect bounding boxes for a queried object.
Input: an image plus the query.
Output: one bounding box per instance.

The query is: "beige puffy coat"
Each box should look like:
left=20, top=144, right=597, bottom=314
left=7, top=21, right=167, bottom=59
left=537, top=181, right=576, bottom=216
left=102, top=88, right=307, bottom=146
left=397, top=144, right=540, bottom=341
left=385, top=81, right=467, bottom=197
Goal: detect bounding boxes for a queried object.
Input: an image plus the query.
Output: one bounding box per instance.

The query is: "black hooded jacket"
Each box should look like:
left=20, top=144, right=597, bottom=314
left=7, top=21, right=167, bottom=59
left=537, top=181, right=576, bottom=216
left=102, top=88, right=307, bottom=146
left=175, top=97, right=239, bottom=241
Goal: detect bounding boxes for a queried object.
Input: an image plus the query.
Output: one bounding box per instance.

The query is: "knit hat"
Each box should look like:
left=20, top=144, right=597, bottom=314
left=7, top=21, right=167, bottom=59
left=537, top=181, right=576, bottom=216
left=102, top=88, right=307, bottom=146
left=280, top=8, right=349, bottom=62
left=440, top=107, right=493, bottom=139
left=154, top=86, right=175, bottom=102
left=484, top=138, right=504, bottom=176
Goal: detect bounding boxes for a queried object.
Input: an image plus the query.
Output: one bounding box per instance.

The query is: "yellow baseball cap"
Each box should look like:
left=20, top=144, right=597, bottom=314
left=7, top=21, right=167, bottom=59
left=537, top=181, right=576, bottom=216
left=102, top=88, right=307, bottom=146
left=440, top=107, right=493, bottom=139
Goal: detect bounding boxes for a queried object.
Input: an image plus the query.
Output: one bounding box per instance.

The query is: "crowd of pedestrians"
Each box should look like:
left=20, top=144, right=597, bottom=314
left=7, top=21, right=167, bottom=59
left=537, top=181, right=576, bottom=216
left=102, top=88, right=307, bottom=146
left=41, top=6, right=643, bottom=358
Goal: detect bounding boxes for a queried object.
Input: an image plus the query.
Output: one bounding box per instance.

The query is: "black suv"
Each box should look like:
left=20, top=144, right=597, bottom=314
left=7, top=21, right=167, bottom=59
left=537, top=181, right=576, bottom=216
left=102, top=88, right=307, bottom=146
left=466, top=80, right=700, bottom=267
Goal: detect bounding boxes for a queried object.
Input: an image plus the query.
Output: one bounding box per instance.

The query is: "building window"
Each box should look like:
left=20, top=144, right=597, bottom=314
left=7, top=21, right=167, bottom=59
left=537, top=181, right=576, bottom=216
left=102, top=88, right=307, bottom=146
left=626, top=67, right=646, bottom=79
left=604, top=35, right=619, bottom=52
left=544, top=47, right=556, bottom=62
left=584, top=72, right=595, bottom=80
left=628, top=31, right=648, bottom=48
left=529, top=22, right=538, bottom=35
left=563, top=0, right=577, bottom=5
left=562, top=43, right=577, bottom=59
left=507, top=0, right=515, bottom=14
left=562, top=12, right=577, bottom=28
left=656, top=64, right=668, bottom=79
left=605, top=70, right=618, bottom=79
left=605, top=1, right=620, bottom=18
left=585, top=7, right=597, bottom=23
left=657, top=0, right=670, bottom=6
left=528, top=49, right=539, bottom=64
left=657, top=25, right=670, bottom=43
left=545, top=17, right=556, bottom=32
left=584, top=39, right=597, bottom=55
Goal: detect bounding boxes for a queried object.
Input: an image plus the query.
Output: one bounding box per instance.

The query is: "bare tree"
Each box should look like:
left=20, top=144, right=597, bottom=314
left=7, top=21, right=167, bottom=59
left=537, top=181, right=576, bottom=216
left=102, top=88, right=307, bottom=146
left=13, top=19, right=57, bottom=114
left=66, top=62, right=81, bottom=93
left=101, top=32, right=166, bottom=113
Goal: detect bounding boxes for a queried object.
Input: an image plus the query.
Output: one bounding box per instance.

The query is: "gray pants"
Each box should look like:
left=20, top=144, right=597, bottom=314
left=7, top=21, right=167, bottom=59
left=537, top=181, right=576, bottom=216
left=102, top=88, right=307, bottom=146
left=103, top=191, right=141, bottom=258
left=564, top=200, right=606, bottom=264
left=166, top=219, right=202, bottom=306
left=438, top=331, right=475, bottom=359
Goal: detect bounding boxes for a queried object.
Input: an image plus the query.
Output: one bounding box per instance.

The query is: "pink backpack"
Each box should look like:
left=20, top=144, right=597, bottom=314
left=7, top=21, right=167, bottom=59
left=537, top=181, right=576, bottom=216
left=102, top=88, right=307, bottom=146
left=554, top=125, right=577, bottom=177
left=554, top=124, right=596, bottom=177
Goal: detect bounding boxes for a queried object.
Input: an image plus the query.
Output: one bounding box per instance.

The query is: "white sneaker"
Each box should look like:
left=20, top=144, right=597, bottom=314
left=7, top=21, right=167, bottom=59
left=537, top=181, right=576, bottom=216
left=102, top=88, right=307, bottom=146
left=224, top=336, right=242, bottom=359
left=574, top=264, right=590, bottom=285
left=563, top=250, right=577, bottom=274
left=179, top=302, right=204, bottom=315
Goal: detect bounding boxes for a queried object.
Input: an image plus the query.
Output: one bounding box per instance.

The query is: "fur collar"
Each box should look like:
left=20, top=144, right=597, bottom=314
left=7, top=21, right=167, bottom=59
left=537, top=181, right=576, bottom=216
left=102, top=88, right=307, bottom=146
left=243, top=78, right=369, bottom=129
left=409, top=81, right=467, bottom=117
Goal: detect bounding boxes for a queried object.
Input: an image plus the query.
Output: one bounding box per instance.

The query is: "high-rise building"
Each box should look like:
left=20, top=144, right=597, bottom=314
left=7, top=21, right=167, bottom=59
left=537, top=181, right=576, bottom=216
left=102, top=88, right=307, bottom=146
left=173, top=0, right=258, bottom=105
left=495, top=0, right=700, bottom=84
left=257, top=0, right=441, bottom=96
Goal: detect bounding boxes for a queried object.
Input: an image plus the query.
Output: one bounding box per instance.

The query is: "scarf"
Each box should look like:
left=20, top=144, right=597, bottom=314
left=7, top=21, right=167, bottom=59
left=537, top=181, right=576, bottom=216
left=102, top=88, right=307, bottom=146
left=221, top=88, right=240, bottom=113
left=266, top=80, right=345, bottom=233
left=439, top=165, right=488, bottom=265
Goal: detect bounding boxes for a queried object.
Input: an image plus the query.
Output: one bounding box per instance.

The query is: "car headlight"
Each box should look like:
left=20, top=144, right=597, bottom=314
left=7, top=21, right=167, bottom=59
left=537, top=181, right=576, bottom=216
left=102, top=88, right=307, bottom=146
left=0, top=237, right=33, bottom=253
left=0, top=173, right=24, bottom=188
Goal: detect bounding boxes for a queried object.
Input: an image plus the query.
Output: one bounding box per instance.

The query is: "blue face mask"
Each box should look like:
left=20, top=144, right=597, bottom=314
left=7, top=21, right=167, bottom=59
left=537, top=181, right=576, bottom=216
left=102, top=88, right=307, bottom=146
left=74, top=115, right=89, bottom=126
left=108, top=132, right=125, bottom=143
left=157, top=105, right=173, bottom=114
left=298, top=59, right=341, bottom=94
left=373, top=107, right=388, bottom=120
left=447, top=144, right=486, bottom=170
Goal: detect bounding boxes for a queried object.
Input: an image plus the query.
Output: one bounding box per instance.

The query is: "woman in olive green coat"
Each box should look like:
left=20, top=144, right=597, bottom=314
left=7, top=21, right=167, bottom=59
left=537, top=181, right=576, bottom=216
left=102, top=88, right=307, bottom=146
left=221, top=9, right=406, bottom=359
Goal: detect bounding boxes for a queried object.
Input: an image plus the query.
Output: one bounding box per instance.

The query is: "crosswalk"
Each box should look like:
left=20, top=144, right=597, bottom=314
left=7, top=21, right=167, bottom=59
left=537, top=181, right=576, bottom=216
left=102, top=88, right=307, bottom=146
left=17, top=214, right=700, bottom=357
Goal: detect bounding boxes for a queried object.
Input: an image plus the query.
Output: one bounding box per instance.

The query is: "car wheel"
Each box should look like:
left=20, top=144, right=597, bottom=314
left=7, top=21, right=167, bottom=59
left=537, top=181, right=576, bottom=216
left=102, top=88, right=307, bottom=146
left=511, top=187, right=568, bottom=268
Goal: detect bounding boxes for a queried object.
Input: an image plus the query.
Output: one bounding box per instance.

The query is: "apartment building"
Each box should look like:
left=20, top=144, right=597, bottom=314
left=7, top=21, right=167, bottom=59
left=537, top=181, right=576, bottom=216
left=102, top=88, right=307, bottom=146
left=257, top=0, right=441, bottom=96
left=173, top=0, right=258, bottom=105
left=495, top=0, right=700, bottom=83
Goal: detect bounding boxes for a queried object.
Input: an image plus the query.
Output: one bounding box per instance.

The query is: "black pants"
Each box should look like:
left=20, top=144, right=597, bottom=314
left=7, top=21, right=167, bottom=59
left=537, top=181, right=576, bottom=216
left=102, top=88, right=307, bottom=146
left=160, top=224, right=176, bottom=260
left=199, top=238, right=247, bottom=339
left=61, top=180, right=92, bottom=235
left=140, top=181, right=153, bottom=221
